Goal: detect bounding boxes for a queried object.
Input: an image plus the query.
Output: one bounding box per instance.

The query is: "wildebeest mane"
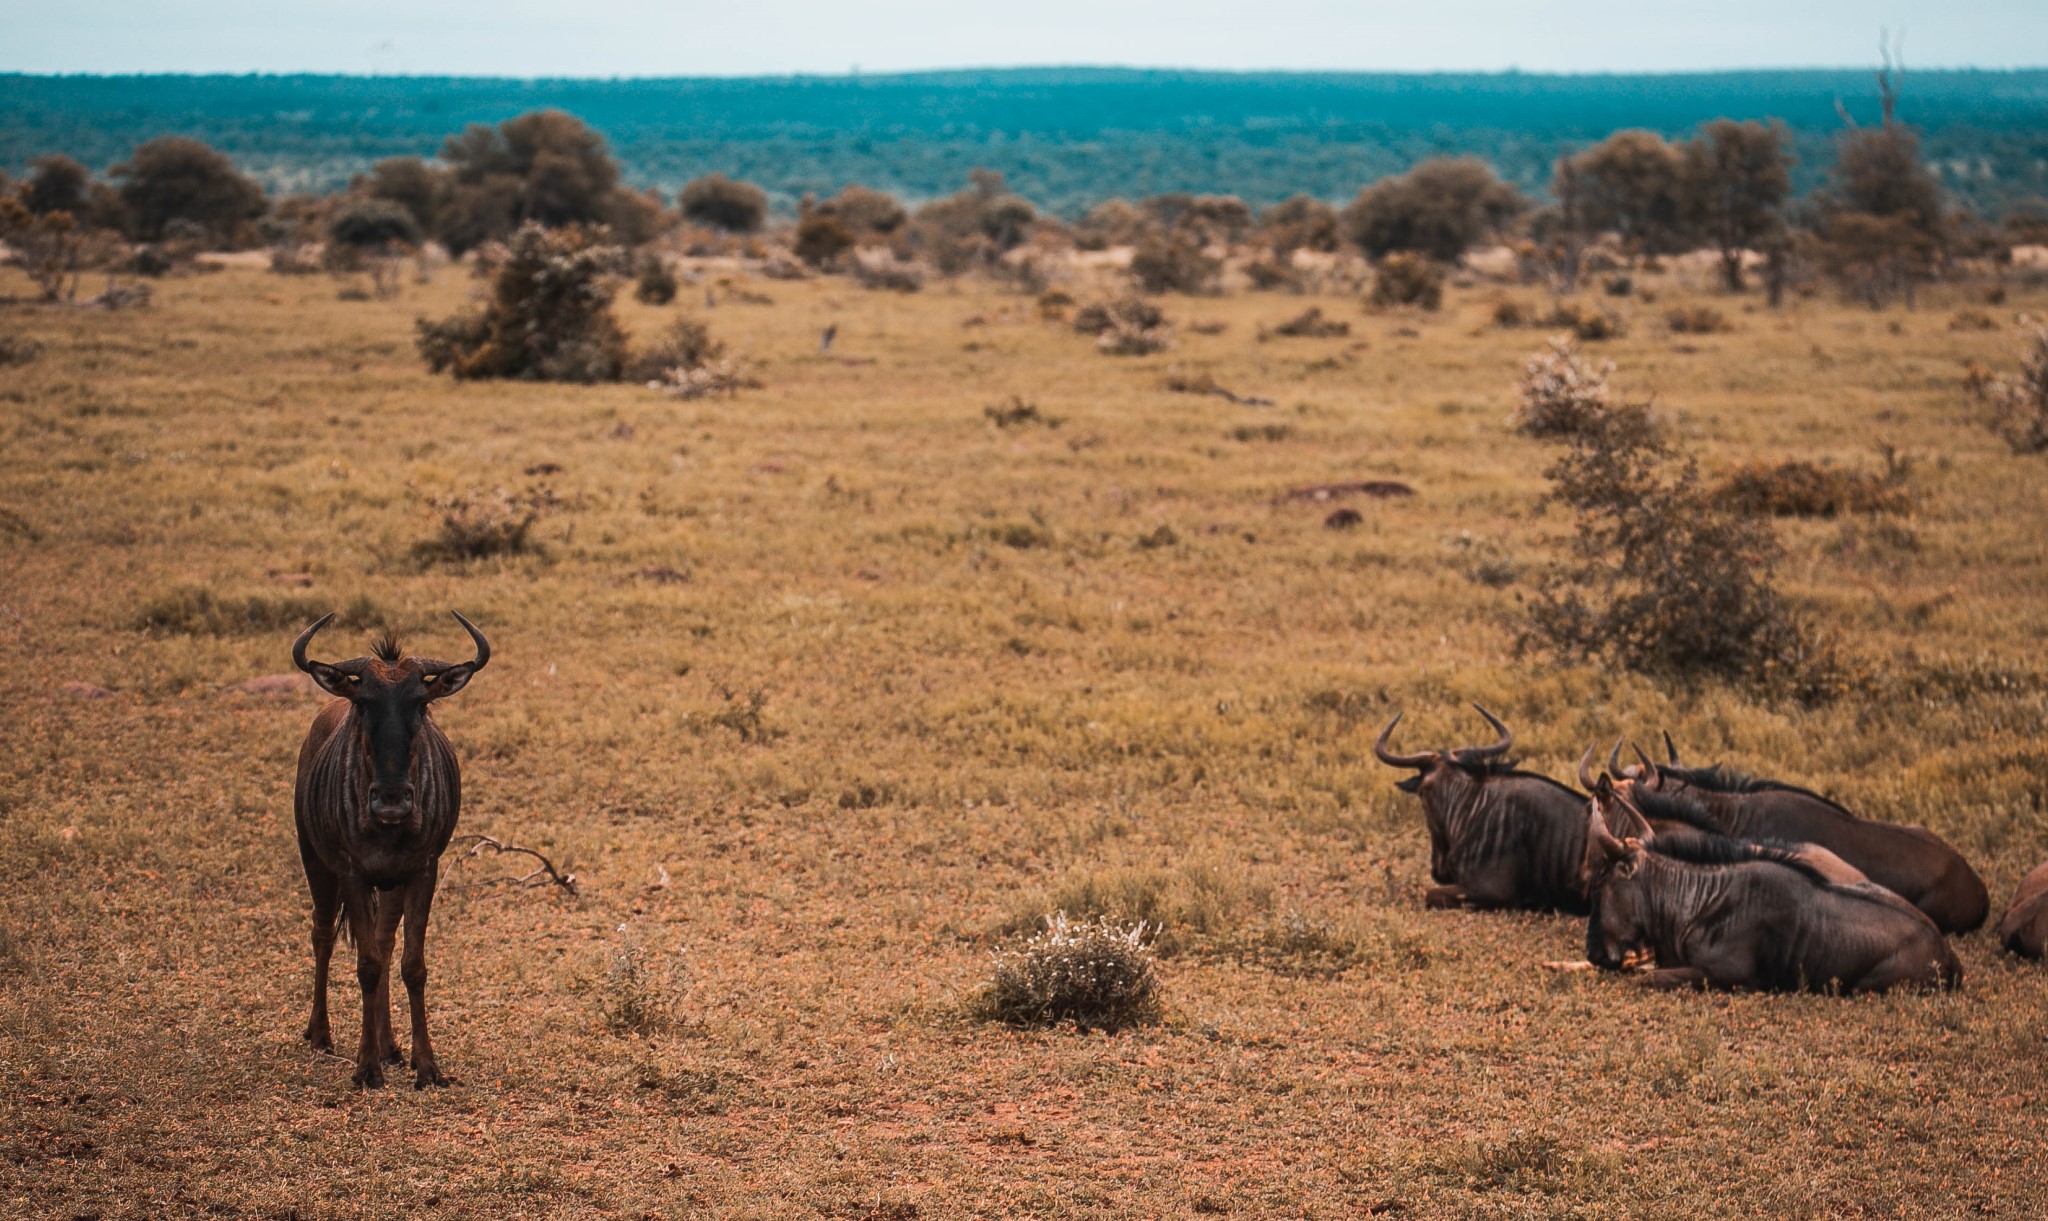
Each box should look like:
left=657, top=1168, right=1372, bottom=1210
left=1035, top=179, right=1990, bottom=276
left=1633, top=793, right=1834, bottom=887
left=1630, top=786, right=1722, bottom=833
left=1664, top=762, right=1860, bottom=816
left=371, top=629, right=402, bottom=663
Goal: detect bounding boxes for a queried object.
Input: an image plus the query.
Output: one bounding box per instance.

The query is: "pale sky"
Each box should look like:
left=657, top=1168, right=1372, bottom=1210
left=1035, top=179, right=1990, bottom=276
left=1, top=0, right=2043, bottom=75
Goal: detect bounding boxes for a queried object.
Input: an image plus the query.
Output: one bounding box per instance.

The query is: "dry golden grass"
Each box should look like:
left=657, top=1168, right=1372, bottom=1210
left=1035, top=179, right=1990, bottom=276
left=3, top=263, right=2047, bottom=1218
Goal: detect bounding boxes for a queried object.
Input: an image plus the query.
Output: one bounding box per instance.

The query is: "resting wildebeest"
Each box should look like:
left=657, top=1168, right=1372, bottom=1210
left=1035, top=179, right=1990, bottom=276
left=1374, top=705, right=1590, bottom=912
left=1611, top=736, right=1989, bottom=934
left=293, top=611, right=489, bottom=1088
left=1995, top=861, right=2048, bottom=958
left=1579, top=769, right=1960, bottom=994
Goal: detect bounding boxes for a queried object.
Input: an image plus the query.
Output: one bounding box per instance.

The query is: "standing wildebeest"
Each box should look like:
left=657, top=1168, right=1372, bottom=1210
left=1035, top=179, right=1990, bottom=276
left=293, top=610, right=489, bottom=1088
left=1612, top=737, right=1989, bottom=934
left=1374, top=705, right=1590, bottom=912
left=1579, top=770, right=1960, bottom=994
left=1995, top=861, right=2048, bottom=958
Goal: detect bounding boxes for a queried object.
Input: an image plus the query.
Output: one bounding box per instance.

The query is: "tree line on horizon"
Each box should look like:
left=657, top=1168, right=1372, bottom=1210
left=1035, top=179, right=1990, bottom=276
left=2, top=74, right=2042, bottom=311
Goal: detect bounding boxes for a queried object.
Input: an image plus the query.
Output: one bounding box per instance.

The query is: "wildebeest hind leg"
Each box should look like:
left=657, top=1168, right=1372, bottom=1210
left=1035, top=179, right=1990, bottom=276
left=1638, top=967, right=1710, bottom=991
left=1423, top=885, right=1468, bottom=909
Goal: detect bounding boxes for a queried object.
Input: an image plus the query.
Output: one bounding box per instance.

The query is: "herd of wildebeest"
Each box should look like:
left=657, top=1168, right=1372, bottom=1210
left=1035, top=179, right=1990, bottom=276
left=283, top=612, right=2048, bottom=1089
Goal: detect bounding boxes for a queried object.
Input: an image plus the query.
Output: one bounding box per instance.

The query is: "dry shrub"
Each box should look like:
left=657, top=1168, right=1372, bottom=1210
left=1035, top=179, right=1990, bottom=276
left=1243, top=258, right=1302, bottom=291
left=134, top=587, right=378, bottom=636
left=1523, top=400, right=1838, bottom=699
left=420, top=484, right=557, bottom=560
left=1510, top=337, right=1613, bottom=438
left=1129, top=236, right=1220, bottom=294
left=1948, top=308, right=1998, bottom=332
left=983, top=396, right=1058, bottom=428
left=851, top=251, right=926, bottom=292
left=628, top=316, right=724, bottom=382
left=603, top=924, right=685, bottom=1035
left=1266, top=306, right=1350, bottom=339
left=1000, top=858, right=1262, bottom=957
left=1077, top=296, right=1173, bottom=355
left=1712, top=459, right=1910, bottom=517
left=0, top=335, right=43, bottom=366
left=416, top=223, right=629, bottom=383
left=633, top=253, right=678, bottom=305
left=970, top=914, right=1162, bottom=1031
left=1368, top=252, right=1444, bottom=310
left=1666, top=305, right=1733, bottom=334
left=651, top=361, right=752, bottom=401
left=1972, top=317, right=2048, bottom=453
left=1546, top=299, right=1627, bottom=340
left=1490, top=299, right=1530, bottom=328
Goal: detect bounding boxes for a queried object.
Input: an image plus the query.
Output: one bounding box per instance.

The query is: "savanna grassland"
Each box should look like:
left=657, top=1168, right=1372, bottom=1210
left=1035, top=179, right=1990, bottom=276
left=2, top=258, right=2047, bottom=1219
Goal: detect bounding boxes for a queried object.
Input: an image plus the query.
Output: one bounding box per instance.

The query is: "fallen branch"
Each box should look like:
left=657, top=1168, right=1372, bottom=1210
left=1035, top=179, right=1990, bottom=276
left=444, top=834, right=578, bottom=896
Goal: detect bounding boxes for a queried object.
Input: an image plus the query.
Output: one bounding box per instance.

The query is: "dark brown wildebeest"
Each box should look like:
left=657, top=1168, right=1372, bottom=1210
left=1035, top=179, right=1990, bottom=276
left=1611, top=737, right=1989, bottom=934
left=1995, top=861, right=2048, bottom=958
left=1374, top=705, right=1590, bottom=912
left=1579, top=769, right=1960, bottom=994
left=293, top=611, right=489, bottom=1089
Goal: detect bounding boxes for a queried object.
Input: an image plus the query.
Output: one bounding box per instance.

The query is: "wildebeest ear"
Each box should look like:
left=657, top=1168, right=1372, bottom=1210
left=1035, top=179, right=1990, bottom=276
left=1594, top=774, right=1614, bottom=799
left=420, top=663, right=476, bottom=700
left=1394, top=774, right=1424, bottom=794
left=306, top=662, right=358, bottom=700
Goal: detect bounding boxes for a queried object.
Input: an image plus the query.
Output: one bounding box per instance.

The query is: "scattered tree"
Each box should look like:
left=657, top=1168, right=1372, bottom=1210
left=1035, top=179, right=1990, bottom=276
left=679, top=173, right=768, bottom=233
left=1553, top=130, right=1690, bottom=259
left=1343, top=158, right=1526, bottom=262
left=1258, top=194, right=1341, bottom=256
left=416, top=223, right=629, bottom=382
left=1681, top=120, right=1793, bottom=291
left=24, top=155, right=91, bottom=217
left=111, top=137, right=266, bottom=243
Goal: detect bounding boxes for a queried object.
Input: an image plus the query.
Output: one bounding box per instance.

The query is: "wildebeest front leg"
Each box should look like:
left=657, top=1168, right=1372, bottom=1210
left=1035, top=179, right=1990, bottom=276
left=302, top=856, right=340, bottom=1053
left=342, top=879, right=391, bottom=1088
left=370, top=891, right=405, bottom=1066
left=1423, top=885, right=1468, bottom=909
left=1638, top=966, right=1710, bottom=991
left=401, top=869, right=449, bottom=1089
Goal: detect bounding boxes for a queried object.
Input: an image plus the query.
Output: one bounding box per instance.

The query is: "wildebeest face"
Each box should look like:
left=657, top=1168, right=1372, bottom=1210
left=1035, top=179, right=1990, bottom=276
left=294, top=612, right=489, bottom=827
left=1580, top=773, right=1653, bottom=966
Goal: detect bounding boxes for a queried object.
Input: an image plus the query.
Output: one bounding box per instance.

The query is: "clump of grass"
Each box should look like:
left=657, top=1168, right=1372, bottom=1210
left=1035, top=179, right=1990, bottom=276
left=703, top=682, right=777, bottom=743
left=1265, top=306, right=1350, bottom=339
left=1490, top=299, right=1530, bottom=328
left=984, top=396, right=1059, bottom=428
left=1948, top=308, right=1999, bottom=332
left=1075, top=296, right=1173, bottom=355
left=1368, top=252, right=1444, bottom=310
left=1228, top=423, right=1294, bottom=442
left=134, top=587, right=377, bottom=637
left=651, top=361, right=754, bottom=401
left=1000, top=858, right=1264, bottom=957
left=419, top=484, right=557, bottom=561
left=1971, top=316, right=2048, bottom=454
left=969, top=913, right=1163, bottom=1031
left=1510, top=337, right=1613, bottom=438
left=628, top=316, right=726, bottom=383
left=603, top=923, right=686, bottom=1035
left=0, top=335, right=43, bottom=366
left=1712, top=459, right=1910, bottom=517
left=1666, top=305, right=1734, bottom=334
left=633, top=254, right=678, bottom=306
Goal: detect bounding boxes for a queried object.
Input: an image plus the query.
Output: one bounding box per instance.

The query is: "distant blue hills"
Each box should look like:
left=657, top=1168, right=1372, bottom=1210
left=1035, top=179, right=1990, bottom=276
left=4, top=67, right=2044, bottom=215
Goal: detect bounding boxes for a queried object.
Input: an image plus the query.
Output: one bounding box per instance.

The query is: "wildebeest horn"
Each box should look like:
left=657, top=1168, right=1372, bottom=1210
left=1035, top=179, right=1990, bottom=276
left=1577, top=744, right=1598, bottom=792
left=1632, top=742, right=1657, bottom=776
left=292, top=612, right=337, bottom=674
left=1374, top=712, right=1435, bottom=769
left=1459, top=703, right=1513, bottom=760
left=1607, top=739, right=1626, bottom=776
left=1662, top=730, right=1680, bottom=765
left=1587, top=797, right=1628, bottom=860
left=450, top=610, right=491, bottom=671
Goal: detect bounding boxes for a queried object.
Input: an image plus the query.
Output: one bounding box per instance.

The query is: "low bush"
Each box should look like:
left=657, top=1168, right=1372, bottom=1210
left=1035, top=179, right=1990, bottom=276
left=1490, top=299, right=1530, bottom=328
left=1971, top=317, right=2048, bottom=453
left=983, top=396, right=1059, bottom=428
left=633, top=254, right=678, bottom=305
left=969, top=914, right=1162, bottom=1031
left=627, top=317, right=725, bottom=383
left=1666, top=305, right=1734, bottom=334
left=0, top=335, right=43, bottom=366
left=1076, top=296, right=1173, bottom=356
left=134, top=588, right=379, bottom=637
left=1266, top=306, right=1350, bottom=338
left=851, top=251, right=925, bottom=292
left=1711, top=459, right=1910, bottom=517
left=1368, top=252, right=1444, bottom=310
left=1948, top=308, right=1998, bottom=332
left=419, top=484, right=557, bottom=560
left=1546, top=299, right=1628, bottom=340
left=603, top=924, right=686, bottom=1034
left=649, top=361, right=753, bottom=401
left=1129, top=236, right=1220, bottom=294
left=1510, top=337, right=1614, bottom=438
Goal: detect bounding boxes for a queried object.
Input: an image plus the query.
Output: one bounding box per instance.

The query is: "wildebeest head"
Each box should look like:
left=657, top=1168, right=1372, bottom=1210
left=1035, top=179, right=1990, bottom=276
left=293, top=610, right=490, bottom=826
left=1372, top=703, right=1515, bottom=795
left=1579, top=765, right=1656, bottom=968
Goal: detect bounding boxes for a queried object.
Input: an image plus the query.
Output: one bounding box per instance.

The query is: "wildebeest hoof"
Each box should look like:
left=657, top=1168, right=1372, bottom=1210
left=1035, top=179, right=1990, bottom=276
left=382, top=1045, right=405, bottom=1066
left=413, top=1065, right=449, bottom=1090
left=353, top=1064, right=386, bottom=1089
left=303, top=1026, right=332, bottom=1052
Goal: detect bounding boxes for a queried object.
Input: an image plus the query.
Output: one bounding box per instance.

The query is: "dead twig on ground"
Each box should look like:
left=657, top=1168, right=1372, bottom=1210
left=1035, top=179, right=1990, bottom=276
left=445, top=834, right=578, bottom=896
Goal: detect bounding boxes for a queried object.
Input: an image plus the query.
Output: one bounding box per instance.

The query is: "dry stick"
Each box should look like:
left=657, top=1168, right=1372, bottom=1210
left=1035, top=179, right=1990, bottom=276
left=444, top=834, right=579, bottom=896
